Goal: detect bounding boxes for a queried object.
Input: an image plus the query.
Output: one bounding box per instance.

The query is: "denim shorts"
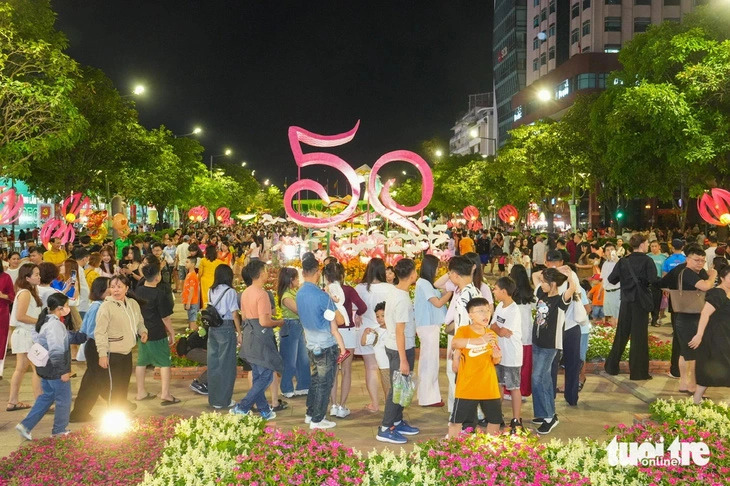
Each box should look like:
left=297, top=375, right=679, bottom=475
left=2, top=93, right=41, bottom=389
left=186, top=303, right=200, bottom=322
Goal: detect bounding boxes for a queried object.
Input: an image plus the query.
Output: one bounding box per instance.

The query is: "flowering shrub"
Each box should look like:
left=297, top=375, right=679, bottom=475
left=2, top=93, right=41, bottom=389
left=222, top=428, right=366, bottom=485
left=650, top=397, right=730, bottom=439
left=585, top=322, right=671, bottom=362
left=141, top=412, right=266, bottom=486
left=0, top=416, right=177, bottom=486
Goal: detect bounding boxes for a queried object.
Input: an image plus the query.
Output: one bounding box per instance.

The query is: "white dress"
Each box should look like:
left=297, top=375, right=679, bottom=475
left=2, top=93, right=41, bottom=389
left=10, top=289, right=42, bottom=354
left=354, top=282, right=395, bottom=356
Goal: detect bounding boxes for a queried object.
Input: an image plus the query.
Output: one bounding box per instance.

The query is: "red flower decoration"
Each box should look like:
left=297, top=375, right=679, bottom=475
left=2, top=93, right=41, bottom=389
left=697, top=188, right=730, bottom=226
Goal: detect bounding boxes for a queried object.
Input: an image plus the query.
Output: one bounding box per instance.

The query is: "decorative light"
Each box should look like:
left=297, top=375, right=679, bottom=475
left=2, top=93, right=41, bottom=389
left=537, top=89, right=551, bottom=102
left=435, top=149, right=443, bottom=157
left=100, top=410, right=131, bottom=436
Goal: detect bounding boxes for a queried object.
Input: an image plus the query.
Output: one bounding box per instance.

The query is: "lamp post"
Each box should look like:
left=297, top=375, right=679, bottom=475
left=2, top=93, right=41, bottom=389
left=209, top=149, right=232, bottom=177
left=174, top=126, right=202, bottom=138
left=468, top=128, right=497, bottom=157
left=121, top=84, right=146, bottom=99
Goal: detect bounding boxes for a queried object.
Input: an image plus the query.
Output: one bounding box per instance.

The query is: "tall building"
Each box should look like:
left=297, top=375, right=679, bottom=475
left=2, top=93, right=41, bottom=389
left=512, top=0, right=697, bottom=127
left=493, top=0, right=527, bottom=147
left=449, top=93, right=498, bottom=157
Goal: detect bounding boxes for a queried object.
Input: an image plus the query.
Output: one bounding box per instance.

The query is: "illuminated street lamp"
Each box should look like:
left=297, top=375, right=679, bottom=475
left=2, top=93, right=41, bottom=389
left=174, top=126, right=203, bottom=138
left=209, top=148, right=232, bottom=177
left=435, top=149, right=443, bottom=157
left=133, top=84, right=145, bottom=95
left=537, top=89, right=552, bottom=102
left=469, top=127, right=497, bottom=156
left=241, top=161, right=247, bottom=167
left=264, top=179, right=270, bottom=186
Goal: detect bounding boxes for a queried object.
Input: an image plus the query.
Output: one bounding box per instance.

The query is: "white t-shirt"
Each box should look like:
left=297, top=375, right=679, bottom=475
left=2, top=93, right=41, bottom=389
left=444, top=281, right=491, bottom=325
left=452, top=283, right=481, bottom=330
left=491, top=301, right=523, bottom=367
left=384, top=288, right=415, bottom=351
left=249, top=242, right=260, bottom=258
left=327, top=281, right=349, bottom=326
left=175, top=242, right=190, bottom=266
left=517, top=302, right=535, bottom=346
left=372, top=327, right=389, bottom=369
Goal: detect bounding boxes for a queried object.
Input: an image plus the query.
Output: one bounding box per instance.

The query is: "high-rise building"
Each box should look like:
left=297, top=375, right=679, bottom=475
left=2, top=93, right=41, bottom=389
left=512, top=0, right=698, bottom=127
left=449, top=93, right=498, bottom=157
left=493, top=0, right=527, bottom=147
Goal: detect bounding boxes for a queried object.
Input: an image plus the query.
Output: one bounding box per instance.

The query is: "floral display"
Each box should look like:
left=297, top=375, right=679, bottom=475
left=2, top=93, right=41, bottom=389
left=0, top=416, right=178, bottom=486
left=586, top=321, right=671, bottom=362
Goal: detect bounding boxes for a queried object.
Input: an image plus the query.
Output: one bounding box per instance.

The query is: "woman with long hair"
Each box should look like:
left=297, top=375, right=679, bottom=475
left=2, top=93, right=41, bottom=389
left=415, top=254, right=452, bottom=407
left=510, top=264, right=536, bottom=398
left=0, top=258, right=16, bottom=379
left=69, top=277, right=111, bottom=422
left=99, top=246, right=117, bottom=278
left=354, top=258, right=395, bottom=412
left=199, top=245, right=223, bottom=308
left=277, top=267, right=310, bottom=398
left=207, top=265, right=241, bottom=409
left=94, top=275, right=147, bottom=410
left=119, top=246, right=143, bottom=290
left=7, top=264, right=42, bottom=411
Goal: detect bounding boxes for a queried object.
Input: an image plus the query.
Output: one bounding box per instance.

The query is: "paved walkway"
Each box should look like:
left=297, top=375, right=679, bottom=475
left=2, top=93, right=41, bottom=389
left=0, top=301, right=718, bottom=460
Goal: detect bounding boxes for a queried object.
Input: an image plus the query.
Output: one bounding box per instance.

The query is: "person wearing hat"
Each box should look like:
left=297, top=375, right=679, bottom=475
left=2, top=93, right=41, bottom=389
left=604, top=234, right=658, bottom=381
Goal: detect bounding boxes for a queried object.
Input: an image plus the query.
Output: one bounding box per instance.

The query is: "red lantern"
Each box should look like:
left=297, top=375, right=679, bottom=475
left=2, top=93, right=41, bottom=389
left=697, top=188, right=730, bottom=226
left=188, top=206, right=209, bottom=223
left=215, top=207, right=231, bottom=222
left=498, top=204, right=519, bottom=224
left=462, top=205, right=479, bottom=222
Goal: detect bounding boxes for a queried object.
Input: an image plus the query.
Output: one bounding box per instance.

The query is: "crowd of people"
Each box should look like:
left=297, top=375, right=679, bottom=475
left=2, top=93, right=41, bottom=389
left=2, top=221, right=729, bottom=443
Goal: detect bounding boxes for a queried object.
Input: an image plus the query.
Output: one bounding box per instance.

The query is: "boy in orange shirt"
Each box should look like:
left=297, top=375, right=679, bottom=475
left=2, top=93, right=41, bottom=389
left=587, top=275, right=604, bottom=321
left=448, top=297, right=502, bottom=437
left=182, top=256, right=200, bottom=329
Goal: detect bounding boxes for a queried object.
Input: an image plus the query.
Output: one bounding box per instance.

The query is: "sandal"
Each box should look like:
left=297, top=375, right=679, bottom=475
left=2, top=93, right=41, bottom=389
left=578, top=379, right=586, bottom=392
left=135, top=393, right=157, bottom=401
left=6, top=402, right=31, bottom=412
left=363, top=405, right=379, bottom=413
left=337, top=350, right=352, bottom=364
left=161, top=396, right=180, bottom=406
left=272, top=399, right=288, bottom=412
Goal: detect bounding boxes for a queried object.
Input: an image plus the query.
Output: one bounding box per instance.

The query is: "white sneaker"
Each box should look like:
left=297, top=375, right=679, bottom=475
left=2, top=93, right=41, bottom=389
left=310, top=418, right=336, bottom=430
left=503, top=394, right=512, bottom=401
left=52, top=430, right=71, bottom=437
left=282, top=392, right=295, bottom=399
left=304, top=414, right=312, bottom=424
left=15, top=423, right=32, bottom=441
left=294, top=389, right=309, bottom=396
left=330, top=404, right=339, bottom=416
left=336, top=405, right=351, bottom=418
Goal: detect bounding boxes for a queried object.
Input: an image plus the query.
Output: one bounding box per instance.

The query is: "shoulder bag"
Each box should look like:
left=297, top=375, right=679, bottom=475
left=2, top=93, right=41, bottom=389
left=200, top=287, right=232, bottom=328
left=664, top=268, right=706, bottom=314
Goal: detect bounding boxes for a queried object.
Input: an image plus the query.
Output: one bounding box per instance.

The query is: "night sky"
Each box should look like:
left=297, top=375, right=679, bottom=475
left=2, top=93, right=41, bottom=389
left=52, top=1, right=493, bottom=189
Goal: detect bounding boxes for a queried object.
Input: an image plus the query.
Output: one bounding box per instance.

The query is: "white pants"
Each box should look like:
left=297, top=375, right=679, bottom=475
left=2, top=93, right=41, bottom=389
left=446, top=334, right=455, bottom=413
left=416, top=326, right=442, bottom=406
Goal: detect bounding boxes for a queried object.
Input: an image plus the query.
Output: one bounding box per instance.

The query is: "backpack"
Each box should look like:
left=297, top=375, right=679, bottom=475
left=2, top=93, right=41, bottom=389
left=200, top=287, right=232, bottom=329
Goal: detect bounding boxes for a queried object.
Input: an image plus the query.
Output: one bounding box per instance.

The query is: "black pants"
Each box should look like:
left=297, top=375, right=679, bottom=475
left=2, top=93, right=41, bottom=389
left=109, top=352, right=133, bottom=407
left=382, top=347, right=415, bottom=428
left=604, top=301, right=651, bottom=380
left=670, top=313, right=680, bottom=377
left=650, top=283, right=662, bottom=325
left=562, top=326, right=582, bottom=405
left=71, top=339, right=109, bottom=418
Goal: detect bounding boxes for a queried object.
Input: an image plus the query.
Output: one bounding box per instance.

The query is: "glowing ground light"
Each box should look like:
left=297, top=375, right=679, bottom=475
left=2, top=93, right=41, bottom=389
left=100, top=410, right=131, bottom=436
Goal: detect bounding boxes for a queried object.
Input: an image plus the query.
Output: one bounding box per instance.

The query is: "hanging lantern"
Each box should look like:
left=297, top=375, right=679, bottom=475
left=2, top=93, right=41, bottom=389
left=0, top=188, right=24, bottom=224
left=697, top=188, right=730, bottom=226
left=215, top=207, right=231, bottom=222
left=188, top=206, right=209, bottom=223
left=498, top=204, right=519, bottom=224
left=462, top=205, right=479, bottom=222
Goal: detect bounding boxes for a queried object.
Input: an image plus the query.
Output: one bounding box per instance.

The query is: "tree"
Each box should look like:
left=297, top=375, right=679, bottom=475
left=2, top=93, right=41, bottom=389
left=251, top=185, right=284, bottom=215
left=0, top=1, right=85, bottom=176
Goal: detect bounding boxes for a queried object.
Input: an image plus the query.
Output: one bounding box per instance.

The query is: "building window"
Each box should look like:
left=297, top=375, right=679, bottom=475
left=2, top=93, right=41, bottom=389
left=571, top=3, right=580, bottom=18
left=533, top=58, right=539, bottom=71
left=549, top=46, right=556, bottom=60
left=533, top=37, right=540, bottom=49
left=634, top=0, right=651, bottom=4
left=598, top=73, right=607, bottom=88
left=555, top=79, right=570, bottom=100
left=664, top=0, right=680, bottom=4
left=533, top=15, right=540, bottom=28
left=634, top=17, right=651, bottom=33
left=513, top=106, right=523, bottom=122
left=577, top=73, right=597, bottom=90
left=583, top=20, right=591, bottom=36
left=605, top=17, right=621, bottom=32
left=549, top=0, right=556, bottom=13
left=583, top=0, right=591, bottom=7
left=549, top=23, right=556, bottom=37
left=541, top=8, right=548, bottom=21
left=604, top=43, right=621, bottom=53
left=571, top=28, right=580, bottom=44
left=605, top=0, right=621, bottom=4
left=540, top=52, right=547, bottom=65
left=534, top=0, right=541, bottom=6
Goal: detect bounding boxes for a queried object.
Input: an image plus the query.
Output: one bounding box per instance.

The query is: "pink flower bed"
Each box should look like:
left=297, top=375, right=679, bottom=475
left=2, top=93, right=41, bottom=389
left=0, top=416, right=178, bottom=486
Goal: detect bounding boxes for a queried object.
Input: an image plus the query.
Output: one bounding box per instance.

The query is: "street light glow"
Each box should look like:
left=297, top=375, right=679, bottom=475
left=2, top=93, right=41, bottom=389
left=435, top=149, right=443, bottom=157
left=133, top=84, right=145, bottom=95
left=192, top=127, right=202, bottom=134
left=251, top=170, right=256, bottom=176
left=469, top=128, right=479, bottom=138
left=224, top=149, right=232, bottom=156
left=264, top=179, right=270, bottom=186
left=402, top=170, right=407, bottom=175
left=241, top=161, right=247, bottom=167
left=537, top=89, right=551, bottom=102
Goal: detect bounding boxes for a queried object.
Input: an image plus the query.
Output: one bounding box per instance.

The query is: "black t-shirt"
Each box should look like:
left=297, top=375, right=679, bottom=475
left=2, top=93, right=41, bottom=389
left=134, top=284, right=174, bottom=341
left=533, top=288, right=571, bottom=350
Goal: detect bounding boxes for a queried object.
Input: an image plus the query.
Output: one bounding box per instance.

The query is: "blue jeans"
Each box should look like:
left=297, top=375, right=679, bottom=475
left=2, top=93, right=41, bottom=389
left=306, top=344, right=338, bottom=423
left=279, top=319, right=311, bottom=394
left=21, top=378, right=71, bottom=435
left=532, top=345, right=558, bottom=419
left=237, top=364, right=273, bottom=413
left=207, top=321, right=237, bottom=408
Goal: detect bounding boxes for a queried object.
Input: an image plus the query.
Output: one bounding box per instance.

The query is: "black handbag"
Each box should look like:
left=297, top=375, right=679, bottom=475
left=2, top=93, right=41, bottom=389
left=200, top=287, right=231, bottom=328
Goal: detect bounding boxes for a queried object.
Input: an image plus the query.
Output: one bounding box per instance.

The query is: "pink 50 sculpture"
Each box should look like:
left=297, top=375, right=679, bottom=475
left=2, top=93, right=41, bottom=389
left=697, top=188, right=730, bottom=226
left=0, top=188, right=24, bottom=224
left=283, top=120, right=434, bottom=233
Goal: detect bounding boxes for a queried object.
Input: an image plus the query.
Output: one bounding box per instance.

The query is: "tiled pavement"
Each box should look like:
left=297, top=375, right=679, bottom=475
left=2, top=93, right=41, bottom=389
left=0, top=300, right=721, bottom=460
